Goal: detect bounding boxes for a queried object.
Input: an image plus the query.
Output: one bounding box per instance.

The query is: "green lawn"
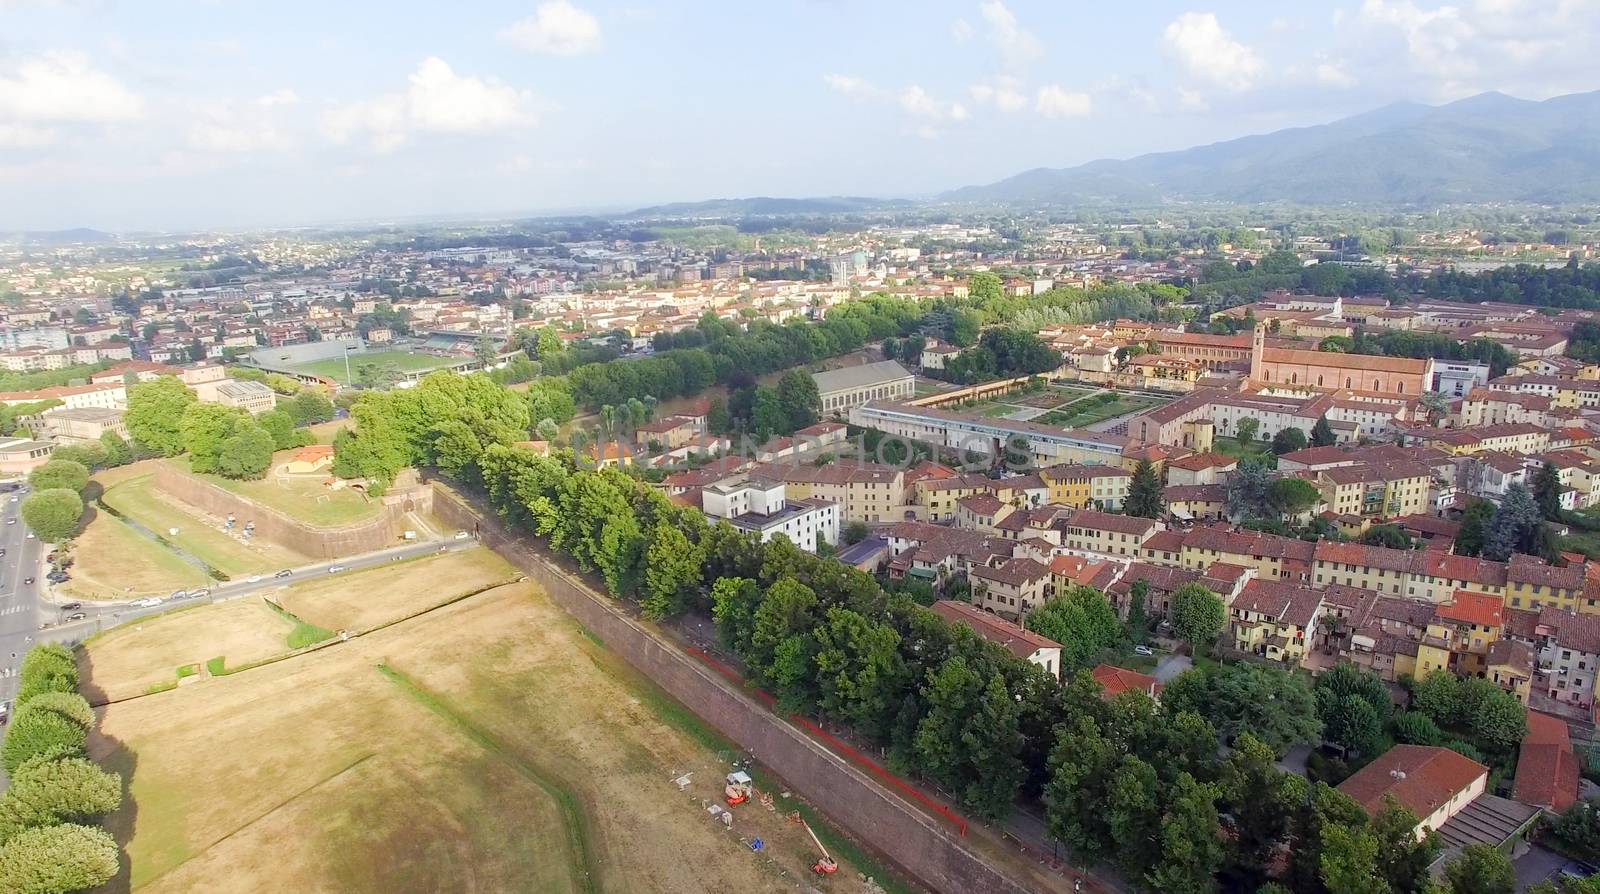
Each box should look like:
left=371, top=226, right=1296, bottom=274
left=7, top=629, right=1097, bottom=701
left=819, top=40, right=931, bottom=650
left=1036, top=394, right=1168, bottom=428
left=181, top=456, right=382, bottom=527
left=101, top=473, right=309, bottom=576
left=1211, top=438, right=1278, bottom=466
left=292, top=351, right=457, bottom=382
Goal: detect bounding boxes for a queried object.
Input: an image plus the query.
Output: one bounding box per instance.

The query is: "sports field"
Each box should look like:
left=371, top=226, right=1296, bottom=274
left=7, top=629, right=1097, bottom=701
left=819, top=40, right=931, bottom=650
left=82, top=551, right=879, bottom=893
left=291, top=350, right=457, bottom=382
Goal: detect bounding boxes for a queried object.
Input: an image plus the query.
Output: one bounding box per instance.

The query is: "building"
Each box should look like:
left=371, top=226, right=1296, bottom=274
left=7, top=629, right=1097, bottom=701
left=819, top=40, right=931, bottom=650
left=919, top=341, right=961, bottom=371
left=1091, top=664, right=1163, bottom=700
left=701, top=476, right=839, bottom=553
left=213, top=380, right=278, bottom=415
left=814, top=360, right=915, bottom=416
left=931, top=600, right=1062, bottom=679
left=35, top=406, right=127, bottom=442
left=0, top=382, right=125, bottom=411
left=1512, top=711, right=1579, bottom=814
left=285, top=444, right=334, bottom=473
left=1251, top=326, right=1433, bottom=396
left=1039, top=463, right=1132, bottom=509
left=1229, top=578, right=1322, bottom=664
left=970, top=557, right=1052, bottom=620
left=0, top=437, right=54, bottom=476
left=751, top=461, right=906, bottom=523
left=1337, top=745, right=1488, bottom=838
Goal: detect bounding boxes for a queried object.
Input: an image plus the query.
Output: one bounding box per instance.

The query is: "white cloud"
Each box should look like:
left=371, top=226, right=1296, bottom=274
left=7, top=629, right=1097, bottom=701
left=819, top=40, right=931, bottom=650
left=0, top=51, right=142, bottom=123
left=1316, top=61, right=1358, bottom=88
left=1162, top=12, right=1264, bottom=92
left=187, top=120, right=290, bottom=154
left=1035, top=85, right=1092, bottom=118
left=323, top=57, right=534, bottom=153
left=500, top=0, right=603, bottom=56
left=897, top=85, right=966, bottom=122
left=979, top=0, right=1041, bottom=62
left=0, top=124, right=57, bottom=148
left=823, top=73, right=878, bottom=100
left=969, top=76, right=1028, bottom=112
left=1177, top=88, right=1209, bottom=112
left=255, top=89, right=300, bottom=107
left=950, top=19, right=973, bottom=42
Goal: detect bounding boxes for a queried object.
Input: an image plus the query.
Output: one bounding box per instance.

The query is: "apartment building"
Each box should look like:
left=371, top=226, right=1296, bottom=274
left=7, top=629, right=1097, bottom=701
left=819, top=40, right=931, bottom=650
left=1415, top=591, right=1504, bottom=679
left=214, top=380, right=278, bottom=415
left=1509, top=607, right=1600, bottom=710
left=1418, top=423, right=1551, bottom=456
left=700, top=476, right=839, bottom=553
left=0, top=382, right=125, bottom=410
left=931, top=600, right=1063, bottom=680
left=1177, top=527, right=1315, bottom=582
left=1312, top=460, right=1434, bottom=521
left=1038, top=462, right=1132, bottom=509
left=1056, top=510, right=1161, bottom=558
left=750, top=461, right=906, bottom=523
left=1505, top=554, right=1590, bottom=613
left=1230, top=579, right=1323, bottom=665
left=970, top=557, right=1052, bottom=620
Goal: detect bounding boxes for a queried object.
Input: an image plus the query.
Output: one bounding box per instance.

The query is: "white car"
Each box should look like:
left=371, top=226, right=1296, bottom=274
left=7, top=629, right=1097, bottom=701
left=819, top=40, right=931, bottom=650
left=327, top=565, right=346, bottom=574
left=1133, top=645, right=1154, bottom=656
left=247, top=575, right=263, bottom=584
left=131, top=597, right=162, bottom=608
left=453, top=531, right=471, bottom=540
left=25, top=532, right=34, bottom=539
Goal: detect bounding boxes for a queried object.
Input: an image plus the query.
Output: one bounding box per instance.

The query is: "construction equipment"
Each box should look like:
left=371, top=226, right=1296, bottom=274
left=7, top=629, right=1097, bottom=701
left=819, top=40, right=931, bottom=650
left=800, top=817, right=838, bottom=875
left=724, top=771, right=754, bottom=806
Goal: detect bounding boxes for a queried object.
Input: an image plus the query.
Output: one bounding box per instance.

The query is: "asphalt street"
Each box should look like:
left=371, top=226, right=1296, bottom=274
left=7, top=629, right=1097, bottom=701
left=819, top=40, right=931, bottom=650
left=0, top=487, right=45, bottom=705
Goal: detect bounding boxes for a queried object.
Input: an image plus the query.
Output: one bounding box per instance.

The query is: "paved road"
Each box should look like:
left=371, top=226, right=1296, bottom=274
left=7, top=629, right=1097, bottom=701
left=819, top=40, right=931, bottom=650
left=1153, top=652, right=1192, bottom=683
left=0, top=486, right=45, bottom=704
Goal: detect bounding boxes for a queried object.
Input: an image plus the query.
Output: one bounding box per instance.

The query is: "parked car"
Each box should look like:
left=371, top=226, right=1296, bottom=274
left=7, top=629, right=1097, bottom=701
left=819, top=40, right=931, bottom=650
left=5, top=518, right=14, bottom=525
left=1133, top=645, right=1154, bottom=656
left=65, top=612, right=86, bottom=622
left=190, top=588, right=210, bottom=599
left=274, top=569, right=293, bottom=579
left=25, top=532, right=34, bottom=539
left=46, top=572, right=68, bottom=583
left=59, top=601, right=81, bottom=611
left=132, top=597, right=163, bottom=608
left=0, top=701, right=9, bottom=724
left=247, top=575, right=263, bottom=584
left=170, top=590, right=188, bottom=600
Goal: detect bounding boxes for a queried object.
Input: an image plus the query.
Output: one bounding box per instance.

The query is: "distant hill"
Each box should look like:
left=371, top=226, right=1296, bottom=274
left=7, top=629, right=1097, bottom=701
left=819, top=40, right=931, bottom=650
left=0, top=228, right=117, bottom=245
left=942, top=90, right=1600, bottom=206
left=627, top=196, right=912, bottom=218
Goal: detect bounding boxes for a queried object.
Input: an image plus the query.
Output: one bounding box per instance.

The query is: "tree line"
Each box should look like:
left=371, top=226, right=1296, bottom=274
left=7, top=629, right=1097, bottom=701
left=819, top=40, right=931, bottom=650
left=0, top=644, right=124, bottom=893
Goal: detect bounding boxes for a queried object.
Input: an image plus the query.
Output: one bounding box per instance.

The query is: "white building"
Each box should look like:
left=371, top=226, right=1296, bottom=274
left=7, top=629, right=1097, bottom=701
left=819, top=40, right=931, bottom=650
left=814, top=360, right=915, bottom=416
left=701, top=476, right=839, bottom=553
left=1430, top=361, right=1491, bottom=398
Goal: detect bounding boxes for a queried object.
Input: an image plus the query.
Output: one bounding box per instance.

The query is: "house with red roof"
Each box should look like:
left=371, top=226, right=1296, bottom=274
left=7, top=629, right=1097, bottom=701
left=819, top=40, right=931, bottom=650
left=1513, top=711, right=1579, bottom=815
left=1091, top=664, right=1162, bottom=701
left=1338, top=745, right=1488, bottom=839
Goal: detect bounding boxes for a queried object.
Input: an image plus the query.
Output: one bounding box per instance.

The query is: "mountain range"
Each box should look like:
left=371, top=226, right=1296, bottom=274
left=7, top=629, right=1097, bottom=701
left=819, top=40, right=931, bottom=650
left=942, top=90, right=1600, bottom=206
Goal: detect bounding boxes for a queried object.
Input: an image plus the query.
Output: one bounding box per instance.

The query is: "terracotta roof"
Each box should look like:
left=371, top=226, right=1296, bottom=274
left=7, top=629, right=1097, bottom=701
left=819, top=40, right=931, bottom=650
left=1262, top=346, right=1428, bottom=374
left=1232, top=579, right=1322, bottom=627
left=1091, top=664, right=1162, bottom=700
left=1539, top=607, right=1600, bottom=655
left=1142, top=529, right=1188, bottom=554
left=1108, top=562, right=1201, bottom=595
left=1337, top=745, right=1487, bottom=820
left=1166, top=452, right=1238, bottom=472
left=971, top=557, right=1050, bottom=588
left=930, top=600, right=1061, bottom=661
left=1513, top=711, right=1579, bottom=813
left=1437, top=591, right=1504, bottom=629
left=1060, top=509, right=1158, bottom=537
left=1508, top=554, right=1584, bottom=591
left=1277, top=445, right=1360, bottom=468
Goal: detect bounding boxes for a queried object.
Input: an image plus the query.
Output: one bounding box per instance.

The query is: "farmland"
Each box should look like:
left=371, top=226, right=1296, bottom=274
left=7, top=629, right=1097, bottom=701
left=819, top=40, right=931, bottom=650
left=81, top=551, right=880, bottom=893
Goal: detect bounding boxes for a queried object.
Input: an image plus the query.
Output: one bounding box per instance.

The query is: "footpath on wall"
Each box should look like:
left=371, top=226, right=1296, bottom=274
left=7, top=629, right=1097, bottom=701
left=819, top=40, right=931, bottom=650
left=429, top=481, right=1092, bottom=894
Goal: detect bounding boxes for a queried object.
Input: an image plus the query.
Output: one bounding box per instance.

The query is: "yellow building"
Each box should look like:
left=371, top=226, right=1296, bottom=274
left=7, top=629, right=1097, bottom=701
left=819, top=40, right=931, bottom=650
left=1314, top=461, right=1434, bottom=521
left=1416, top=591, right=1504, bottom=679
left=1504, top=554, right=1589, bottom=613
left=970, top=557, right=1052, bottom=620
left=1179, top=527, right=1315, bottom=582
left=1039, top=463, right=1132, bottom=510
left=1056, top=510, right=1161, bottom=558
left=1229, top=579, right=1322, bottom=665
left=757, top=461, right=907, bottom=523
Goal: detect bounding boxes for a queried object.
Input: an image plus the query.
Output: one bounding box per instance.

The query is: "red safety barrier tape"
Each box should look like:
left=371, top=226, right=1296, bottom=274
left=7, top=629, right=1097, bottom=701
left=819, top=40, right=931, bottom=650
left=685, top=646, right=967, bottom=836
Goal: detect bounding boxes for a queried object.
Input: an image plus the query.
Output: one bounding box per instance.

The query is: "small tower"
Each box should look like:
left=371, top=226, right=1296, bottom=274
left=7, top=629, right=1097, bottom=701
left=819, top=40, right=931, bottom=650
left=1250, top=324, right=1266, bottom=382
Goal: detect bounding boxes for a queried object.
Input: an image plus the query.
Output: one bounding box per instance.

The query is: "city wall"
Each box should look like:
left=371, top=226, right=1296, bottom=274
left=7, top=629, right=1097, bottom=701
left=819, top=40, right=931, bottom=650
left=430, top=482, right=1038, bottom=894
left=152, top=463, right=431, bottom=560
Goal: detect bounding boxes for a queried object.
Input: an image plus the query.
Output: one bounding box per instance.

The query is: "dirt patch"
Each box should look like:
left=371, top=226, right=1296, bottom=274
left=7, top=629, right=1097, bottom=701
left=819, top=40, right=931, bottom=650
left=90, top=583, right=857, bottom=893
left=277, top=548, right=517, bottom=632
left=79, top=600, right=295, bottom=702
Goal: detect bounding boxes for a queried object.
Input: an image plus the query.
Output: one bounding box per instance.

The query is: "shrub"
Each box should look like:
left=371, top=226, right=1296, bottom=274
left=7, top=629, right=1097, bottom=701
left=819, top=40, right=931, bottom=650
left=15, top=646, right=76, bottom=705
left=26, top=461, right=89, bottom=495
left=0, top=822, right=120, bottom=894
left=18, top=489, right=84, bottom=544
left=1, top=711, right=86, bottom=775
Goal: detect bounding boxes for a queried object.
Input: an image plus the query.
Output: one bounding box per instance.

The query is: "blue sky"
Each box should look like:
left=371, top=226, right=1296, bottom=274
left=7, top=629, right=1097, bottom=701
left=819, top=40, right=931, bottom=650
left=1, top=0, right=1597, bottom=230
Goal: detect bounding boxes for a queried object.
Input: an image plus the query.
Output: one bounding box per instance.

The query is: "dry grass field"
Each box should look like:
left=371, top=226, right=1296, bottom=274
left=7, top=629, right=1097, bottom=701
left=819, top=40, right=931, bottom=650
left=277, top=548, right=517, bottom=633
left=66, top=510, right=210, bottom=601
left=82, top=560, right=875, bottom=894
left=100, top=473, right=309, bottom=577
left=78, top=600, right=296, bottom=702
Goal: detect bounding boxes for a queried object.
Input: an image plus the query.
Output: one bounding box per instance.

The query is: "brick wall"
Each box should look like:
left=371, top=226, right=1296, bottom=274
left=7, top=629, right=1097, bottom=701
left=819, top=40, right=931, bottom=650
left=152, top=463, right=431, bottom=560
left=432, top=483, right=1037, bottom=894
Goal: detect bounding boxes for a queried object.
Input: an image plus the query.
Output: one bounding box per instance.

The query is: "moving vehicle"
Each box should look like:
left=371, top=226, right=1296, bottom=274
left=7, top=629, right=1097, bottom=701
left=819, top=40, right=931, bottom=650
left=59, top=601, right=81, bottom=611
left=274, top=569, right=293, bottom=579
left=26, top=532, right=34, bottom=539
left=0, top=701, right=9, bottom=724
left=247, top=575, right=263, bottom=584
left=327, top=565, right=346, bottom=574
left=5, top=518, right=13, bottom=525
left=22, top=576, right=33, bottom=585
left=454, top=531, right=471, bottom=540
left=65, top=612, right=86, bottom=622
left=131, top=597, right=163, bottom=608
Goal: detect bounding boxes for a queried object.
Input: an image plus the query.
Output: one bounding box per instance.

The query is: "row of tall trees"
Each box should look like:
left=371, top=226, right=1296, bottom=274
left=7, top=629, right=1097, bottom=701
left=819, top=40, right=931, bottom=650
left=0, top=644, right=124, bottom=893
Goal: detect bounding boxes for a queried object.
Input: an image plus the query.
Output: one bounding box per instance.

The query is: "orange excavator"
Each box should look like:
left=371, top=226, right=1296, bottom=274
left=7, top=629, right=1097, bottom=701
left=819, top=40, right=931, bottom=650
left=724, top=771, right=754, bottom=807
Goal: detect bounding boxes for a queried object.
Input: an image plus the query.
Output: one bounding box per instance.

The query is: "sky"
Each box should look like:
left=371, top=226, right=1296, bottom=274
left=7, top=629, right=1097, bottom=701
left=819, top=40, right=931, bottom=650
left=1, top=0, right=1598, bottom=231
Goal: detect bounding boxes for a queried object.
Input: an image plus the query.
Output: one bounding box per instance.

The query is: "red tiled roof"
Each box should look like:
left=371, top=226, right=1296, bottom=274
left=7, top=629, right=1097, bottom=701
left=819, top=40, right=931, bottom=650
left=930, top=601, right=1061, bottom=661
left=1437, top=591, right=1504, bottom=629
left=1337, top=745, right=1487, bottom=820
left=1513, top=711, right=1579, bottom=813
left=1091, top=664, right=1162, bottom=700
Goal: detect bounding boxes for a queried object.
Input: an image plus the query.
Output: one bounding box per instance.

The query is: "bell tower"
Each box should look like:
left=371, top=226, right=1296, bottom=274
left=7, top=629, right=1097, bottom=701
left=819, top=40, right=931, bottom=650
left=1250, top=324, right=1266, bottom=382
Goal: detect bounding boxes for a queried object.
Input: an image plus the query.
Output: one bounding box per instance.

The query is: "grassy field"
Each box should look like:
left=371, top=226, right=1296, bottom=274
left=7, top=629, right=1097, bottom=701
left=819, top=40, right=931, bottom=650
left=278, top=549, right=517, bottom=633
left=290, top=350, right=457, bottom=383
left=84, top=572, right=875, bottom=893
left=1035, top=394, right=1168, bottom=428
left=79, top=600, right=296, bottom=702
left=67, top=510, right=209, bottom=601
left=180, top=455, right=381, bottom=527
left=101, top=474, right=309, bottom=577
left=304, top=419, right=350, bottom=445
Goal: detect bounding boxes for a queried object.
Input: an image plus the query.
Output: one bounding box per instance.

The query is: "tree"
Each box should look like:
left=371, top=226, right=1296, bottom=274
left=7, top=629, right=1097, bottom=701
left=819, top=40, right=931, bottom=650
left=750, top=386, right=786, bottom=441
left=1162, top=663, right=1322, bottom=756
left=1106, top=754, right=1163, bottom=874
left=124, top=377, right=197, bottom=456
left=291, top=390, right=335, bottom=426
left=1483, top=483, right=1542, bottom=561
left=709, top=576, right=762, bottom=653
left=1310, top=416, right=1337, bottom=447
left=16, top=646, right=76, bottom=704
left=1320, top=822, right=1388, bottom=894
left=534, top=326, right=565, bottom=359
left=0, top=822, right=120, bottom=894
left=843, top=520, right=870, bottom=545
left=257, top=410, right=307, bottom=451
left=1171, top=583, right=1225, bottom=650
left=1442, top=843, right=1514, bottom=894
left=1269, top=477, right=1322, bottom=517
left=19, top=490, right=82, bottom=544
left=812, top=606, right=905, bottom=738
left=1236, top=416, right=1261, bottom=444
left=26, top=462, right=88, bottom=495
left=1454, top=498, right=1495, bottom=557
left=1322, top=694, right=1387, bottom=760
left=641, top=524, right=702, bottom=620
left=180, top=403, right=247, bottom=474
left=1148, top=772, right=1225, bottom=894
left=1, top=710, right=86, bottom=775
left=949, top=307, right=982, bottom=347
left=1549, top=800, right=1600, bottom=861
left=1372, top=798, right=1440, bottom=894
left=1225, top=459, right=1274, bottom=518
left=1271, top=427, right=1308, bottom=455
left=1025, top=586, right=1124, bottom=674
left=1533, top=460, right=1563, bottom=520
left=1418, top=391, right=1450, bottom=425
left=1219, top=734, right=1306, bottom=881
left=914, top=659, right=1025, bottom=819
left=1361, top=525, right=1413, bottom=549
left=215, top=422, right=275, bottom=480
left=473, top=334, right=498, bottom=368
left=1125, top=460, right=1165, bottom=519
left=775, top=369, right=821, bottom=431
left=0, top=758, right=122, bottom=845
left=525, top=380, right=576, bottom=426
